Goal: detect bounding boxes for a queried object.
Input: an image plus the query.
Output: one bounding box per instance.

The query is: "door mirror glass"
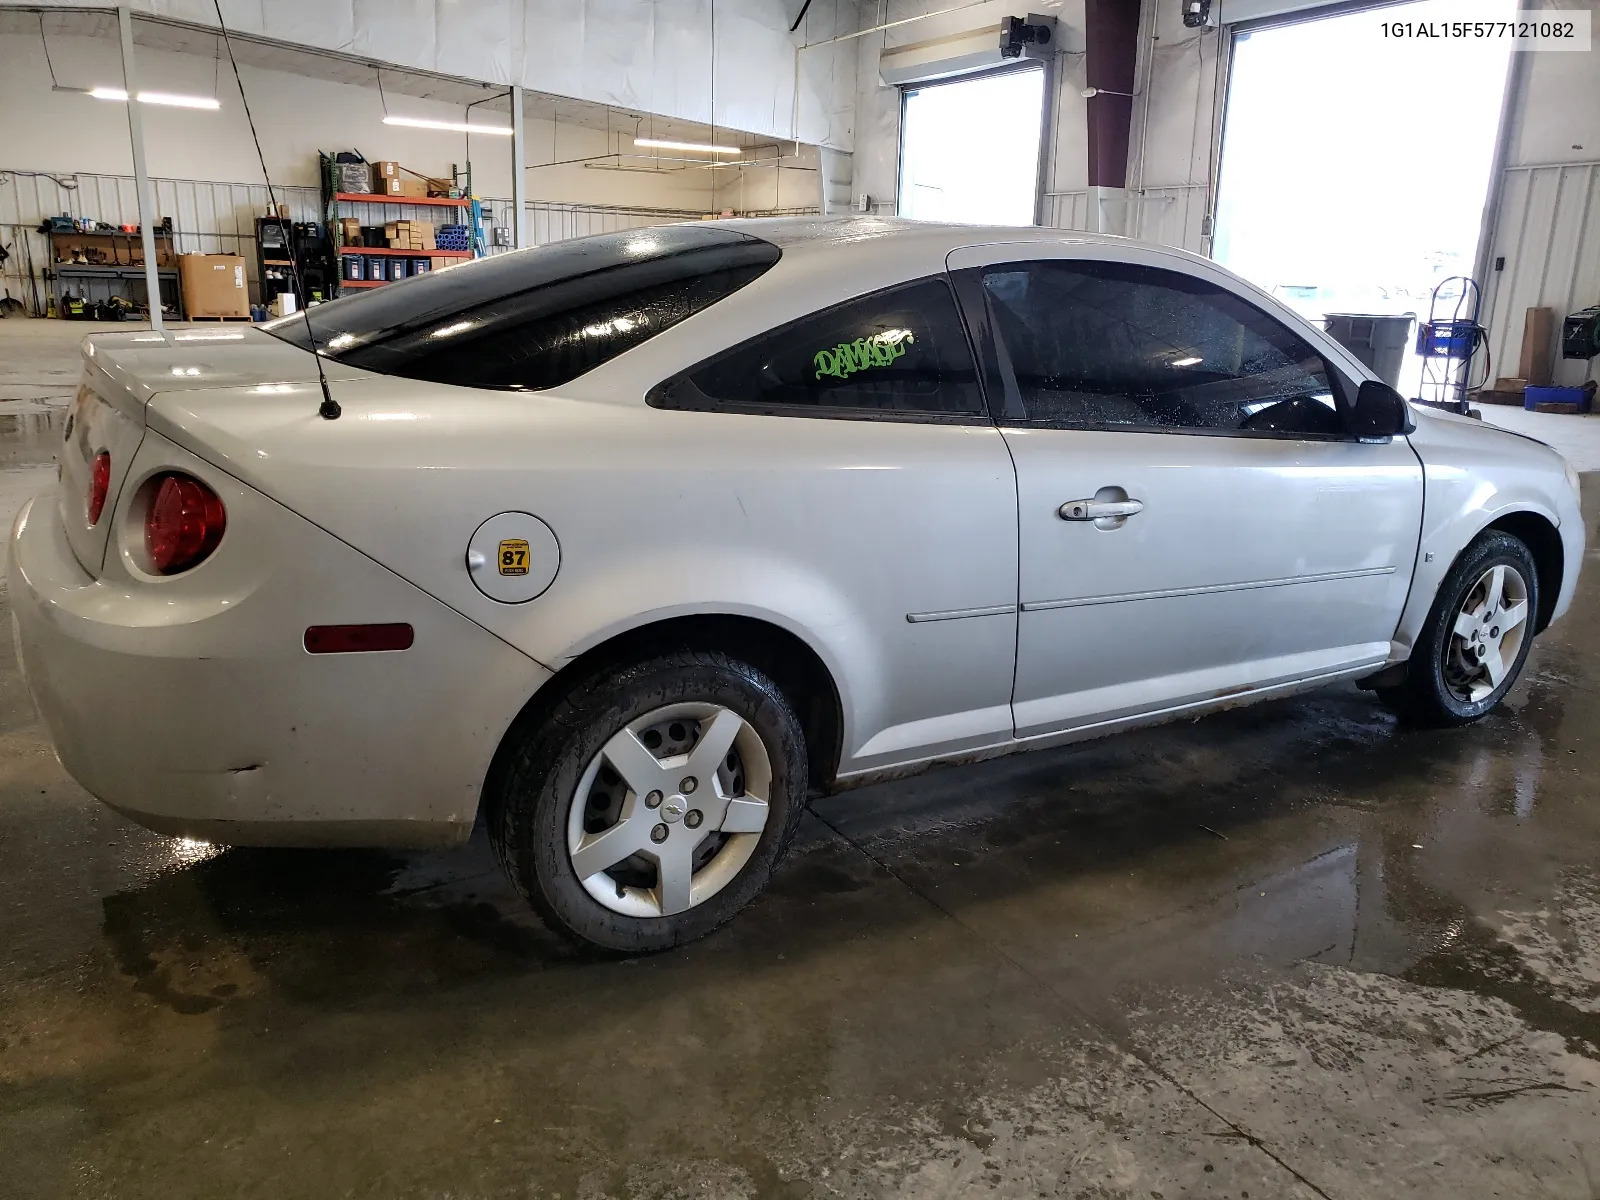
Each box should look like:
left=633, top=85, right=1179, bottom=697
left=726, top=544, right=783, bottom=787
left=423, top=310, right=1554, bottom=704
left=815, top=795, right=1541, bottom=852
left=1349, top=379, right=1413, bottom=438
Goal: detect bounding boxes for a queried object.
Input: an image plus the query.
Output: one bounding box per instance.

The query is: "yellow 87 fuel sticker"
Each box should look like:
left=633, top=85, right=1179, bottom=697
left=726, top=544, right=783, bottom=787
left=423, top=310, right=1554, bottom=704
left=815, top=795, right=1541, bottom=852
left=497, top=538, right=530, bottom=576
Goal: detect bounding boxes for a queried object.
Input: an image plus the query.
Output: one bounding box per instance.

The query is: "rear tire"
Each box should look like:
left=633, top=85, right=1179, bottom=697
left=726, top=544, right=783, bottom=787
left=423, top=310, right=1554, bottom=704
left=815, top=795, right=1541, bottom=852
left=487, top=650, right=807, bottom=953
left=1379, top=530, right=1539, bottom=727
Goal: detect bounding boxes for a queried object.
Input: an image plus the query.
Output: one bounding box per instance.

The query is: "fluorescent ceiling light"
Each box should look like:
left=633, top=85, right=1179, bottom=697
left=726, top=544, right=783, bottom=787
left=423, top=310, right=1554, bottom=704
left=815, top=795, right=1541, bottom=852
left=139, top=90, right=221, bottom=109
left=1169, top=356, right=1203, bottom=367
left=384, top=115, right=512, bottom=136
left=634, top=137, right=741, bottom=157
left=87, top=86, right=220, bottom=109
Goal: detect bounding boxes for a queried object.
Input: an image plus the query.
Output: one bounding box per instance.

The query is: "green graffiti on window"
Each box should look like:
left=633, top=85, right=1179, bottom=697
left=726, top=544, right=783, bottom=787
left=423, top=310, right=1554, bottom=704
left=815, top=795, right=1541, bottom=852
left=814, top=328, right=916, bottom=380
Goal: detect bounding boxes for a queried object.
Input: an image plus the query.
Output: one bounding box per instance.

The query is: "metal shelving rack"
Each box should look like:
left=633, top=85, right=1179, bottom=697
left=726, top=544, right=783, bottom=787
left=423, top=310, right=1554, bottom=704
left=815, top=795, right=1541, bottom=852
left=319, top=156, right=477, bottom=296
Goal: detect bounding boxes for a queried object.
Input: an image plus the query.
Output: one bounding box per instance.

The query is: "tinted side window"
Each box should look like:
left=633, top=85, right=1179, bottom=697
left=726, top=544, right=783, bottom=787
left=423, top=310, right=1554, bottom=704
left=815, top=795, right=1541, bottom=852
left=263, top=226, right=780, bottom=392
left=982, top=260, right=1346, bottom=436
left=651, top=278, right=984, bottom=418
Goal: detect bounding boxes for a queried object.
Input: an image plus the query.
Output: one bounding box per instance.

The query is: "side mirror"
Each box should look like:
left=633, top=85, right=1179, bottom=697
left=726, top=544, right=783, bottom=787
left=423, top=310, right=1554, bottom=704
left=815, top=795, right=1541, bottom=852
left=1348, top=379, right=1414, bottom=439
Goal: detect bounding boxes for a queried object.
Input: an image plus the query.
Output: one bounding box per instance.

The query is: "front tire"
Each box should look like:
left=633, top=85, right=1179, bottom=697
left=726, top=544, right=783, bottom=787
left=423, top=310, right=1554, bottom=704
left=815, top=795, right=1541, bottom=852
left=1380, top=530, right=1539, bottom=727
left=487, top=651, right=807, bottom=953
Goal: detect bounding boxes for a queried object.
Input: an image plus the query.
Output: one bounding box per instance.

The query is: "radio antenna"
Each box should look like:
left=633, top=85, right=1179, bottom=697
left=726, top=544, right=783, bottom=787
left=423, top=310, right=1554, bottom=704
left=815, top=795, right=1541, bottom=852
left=211, top=0, right=340, bottom=420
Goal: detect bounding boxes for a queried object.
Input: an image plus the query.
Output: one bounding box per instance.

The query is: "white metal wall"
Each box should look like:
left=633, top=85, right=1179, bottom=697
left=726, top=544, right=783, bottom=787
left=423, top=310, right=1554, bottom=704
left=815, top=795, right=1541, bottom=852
left=1480, top=162, right=1600, bottom=389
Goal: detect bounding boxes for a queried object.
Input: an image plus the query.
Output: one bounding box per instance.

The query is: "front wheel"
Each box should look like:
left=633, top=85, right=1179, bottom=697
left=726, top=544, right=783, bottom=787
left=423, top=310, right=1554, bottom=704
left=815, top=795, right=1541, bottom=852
left=1379, top=530, right=1539, bottom=727
left=487, top=651, right=808, bottom=953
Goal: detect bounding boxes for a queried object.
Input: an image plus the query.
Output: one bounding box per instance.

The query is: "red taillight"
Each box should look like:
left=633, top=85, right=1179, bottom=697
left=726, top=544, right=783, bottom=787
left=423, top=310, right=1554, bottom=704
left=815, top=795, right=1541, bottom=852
left=303, top=624, right=415, bottom=654
left=145, top=474, right=226, bottom=574
left=87, top=451, right=111, bottom=525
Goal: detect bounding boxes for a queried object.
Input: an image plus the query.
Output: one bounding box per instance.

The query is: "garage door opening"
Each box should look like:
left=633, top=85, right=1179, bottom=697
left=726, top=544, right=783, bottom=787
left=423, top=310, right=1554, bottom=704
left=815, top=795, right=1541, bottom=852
left=1212, top=0, right=1514, bottom=398
left=898, top=66, right=1046, bottom=225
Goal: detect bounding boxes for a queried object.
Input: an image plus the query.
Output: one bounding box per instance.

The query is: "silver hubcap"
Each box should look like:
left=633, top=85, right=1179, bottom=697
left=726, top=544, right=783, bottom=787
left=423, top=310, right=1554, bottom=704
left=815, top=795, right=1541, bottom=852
left=566, top=702, right=773, bottom=918
left=1445, top=563, right=1531, bottom=703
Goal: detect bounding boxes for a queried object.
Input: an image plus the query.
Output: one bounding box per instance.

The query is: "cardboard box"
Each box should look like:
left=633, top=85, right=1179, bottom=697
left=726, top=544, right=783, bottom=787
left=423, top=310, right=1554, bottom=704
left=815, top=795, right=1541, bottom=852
left=383, top=222, right=399, bottom=244
left=1518, top=307, right=1556, bottom=386
left=398, top=178, right=429, bottom=198
left=374, top=161, right=400, bottom=181
left=178, top=253, right=249, bottom=317
left=387, top=220, right=431, bottom=250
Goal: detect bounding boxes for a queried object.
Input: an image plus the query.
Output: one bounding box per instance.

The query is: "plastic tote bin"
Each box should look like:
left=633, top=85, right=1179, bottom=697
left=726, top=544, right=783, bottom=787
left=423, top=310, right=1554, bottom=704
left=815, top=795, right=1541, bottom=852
left=1524, top=386, right=1592, bottom=413
left=1417, top=320, right=1481, bottom=358
left=387, top=257, right=409, bottom=282
left=1323, top=314, right=1415, bottom=388
left=409, top=258, right=430, bottom=276
left=342, top=256, right=364, bottom=282
left=366, top=256, right=386, bottom=281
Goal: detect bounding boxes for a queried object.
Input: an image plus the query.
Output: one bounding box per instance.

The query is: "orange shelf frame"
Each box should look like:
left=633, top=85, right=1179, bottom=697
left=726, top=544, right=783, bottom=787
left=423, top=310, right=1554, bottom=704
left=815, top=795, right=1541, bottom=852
left=338, top=247, right=472, bottom=258
left=333, top=193, right=471, bottom=207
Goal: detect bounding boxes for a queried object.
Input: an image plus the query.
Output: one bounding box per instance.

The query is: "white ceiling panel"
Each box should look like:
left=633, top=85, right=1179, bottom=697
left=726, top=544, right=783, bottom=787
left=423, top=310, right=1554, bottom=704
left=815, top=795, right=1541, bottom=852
left=434, top=0, right=518, bottom=85
left=582, top=0, right=658, bottom=112
left=649, top=0, right=714, bottom=127
left=350, top=0, right=438, bottom=68
left=521, top=0, right=584, bottom=100
left=0, top=0, right=850, bottom=147
left=259, top=0, right=356, bottom=55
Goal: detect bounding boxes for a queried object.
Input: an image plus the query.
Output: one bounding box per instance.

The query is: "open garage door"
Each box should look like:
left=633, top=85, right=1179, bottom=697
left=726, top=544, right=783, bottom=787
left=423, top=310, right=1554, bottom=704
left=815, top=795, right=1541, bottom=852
left=897, top=65, right=1048, bottom=226
left=1211, top=0, right=1515, bottom=399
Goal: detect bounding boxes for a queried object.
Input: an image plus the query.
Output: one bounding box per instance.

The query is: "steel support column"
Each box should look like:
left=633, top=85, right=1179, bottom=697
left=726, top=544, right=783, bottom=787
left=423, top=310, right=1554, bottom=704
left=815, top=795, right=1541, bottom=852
left=510, top=85, right=528, bottom=248
left=118, top=3, right=164, bottom=331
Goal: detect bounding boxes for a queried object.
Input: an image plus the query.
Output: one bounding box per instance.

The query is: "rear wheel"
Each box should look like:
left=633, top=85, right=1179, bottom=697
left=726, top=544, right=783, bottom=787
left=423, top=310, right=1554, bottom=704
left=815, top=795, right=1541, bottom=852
left=488, top=651, right=807, bottom=952
left=1380, top=530, right=1538, bottom=726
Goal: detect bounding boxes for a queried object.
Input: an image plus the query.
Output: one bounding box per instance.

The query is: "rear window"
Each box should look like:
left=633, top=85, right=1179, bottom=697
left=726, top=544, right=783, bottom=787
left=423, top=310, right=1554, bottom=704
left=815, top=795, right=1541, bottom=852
left=263, top=226, right=780, bottom=391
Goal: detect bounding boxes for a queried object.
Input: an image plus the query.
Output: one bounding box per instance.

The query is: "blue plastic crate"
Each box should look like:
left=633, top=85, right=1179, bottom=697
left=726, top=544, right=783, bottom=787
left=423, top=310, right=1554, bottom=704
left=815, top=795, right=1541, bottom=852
left=1416, top=320, right=1481, bottom=358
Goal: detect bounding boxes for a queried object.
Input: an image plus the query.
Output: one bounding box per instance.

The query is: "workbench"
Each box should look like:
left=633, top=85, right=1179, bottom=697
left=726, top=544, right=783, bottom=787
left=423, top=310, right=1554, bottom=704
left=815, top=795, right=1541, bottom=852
left=47, top=230, right=184, bottom=318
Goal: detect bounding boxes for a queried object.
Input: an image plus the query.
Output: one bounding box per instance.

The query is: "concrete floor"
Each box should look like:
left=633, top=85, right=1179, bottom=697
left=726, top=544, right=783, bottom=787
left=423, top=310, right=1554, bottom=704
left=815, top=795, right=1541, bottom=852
left=3, top=314, right=1600, bottom=1199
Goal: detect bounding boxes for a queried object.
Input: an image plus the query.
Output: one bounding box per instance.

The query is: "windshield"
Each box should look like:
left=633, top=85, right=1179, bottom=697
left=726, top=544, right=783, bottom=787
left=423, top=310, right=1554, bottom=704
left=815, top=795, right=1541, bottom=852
left=263, top=225, right=780, bottom=391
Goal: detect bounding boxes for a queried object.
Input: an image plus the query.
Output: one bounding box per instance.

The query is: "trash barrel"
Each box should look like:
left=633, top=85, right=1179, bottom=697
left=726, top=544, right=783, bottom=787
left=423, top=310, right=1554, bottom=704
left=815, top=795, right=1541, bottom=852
left=1322, top=313, right=1416, bottom=388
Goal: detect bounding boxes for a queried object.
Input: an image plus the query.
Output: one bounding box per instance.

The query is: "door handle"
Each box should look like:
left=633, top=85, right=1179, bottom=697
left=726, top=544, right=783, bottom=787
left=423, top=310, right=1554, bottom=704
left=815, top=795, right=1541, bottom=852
left=1059, top=497, right=1144, bottom=522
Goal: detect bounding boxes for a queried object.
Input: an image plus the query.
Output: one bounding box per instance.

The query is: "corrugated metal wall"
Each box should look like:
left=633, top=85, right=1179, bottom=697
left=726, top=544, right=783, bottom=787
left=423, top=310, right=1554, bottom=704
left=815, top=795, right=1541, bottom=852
left=1481, top=161, right=1600, bottom=389
left=1, top=169, right=319, bottom=313
left=1041, top=184, right=1207, bottom=250
left=2, top=167, right=815, bottom=314
left=1126, top=184, right=1208, bottom=253
left=1042, top=191, right=1089, bottom=231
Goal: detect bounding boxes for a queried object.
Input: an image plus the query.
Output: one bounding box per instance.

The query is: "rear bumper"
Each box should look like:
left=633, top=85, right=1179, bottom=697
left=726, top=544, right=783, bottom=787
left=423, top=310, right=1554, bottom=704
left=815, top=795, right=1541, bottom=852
left=8, top=449, right=549, bottom=848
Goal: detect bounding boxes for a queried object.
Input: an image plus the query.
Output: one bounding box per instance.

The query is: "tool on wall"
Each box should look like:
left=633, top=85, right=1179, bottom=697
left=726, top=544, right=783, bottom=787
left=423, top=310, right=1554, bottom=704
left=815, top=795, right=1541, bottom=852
left=1564, top=305, right=1600, bottom=362
left=0, top=241, right=23, bottom=316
